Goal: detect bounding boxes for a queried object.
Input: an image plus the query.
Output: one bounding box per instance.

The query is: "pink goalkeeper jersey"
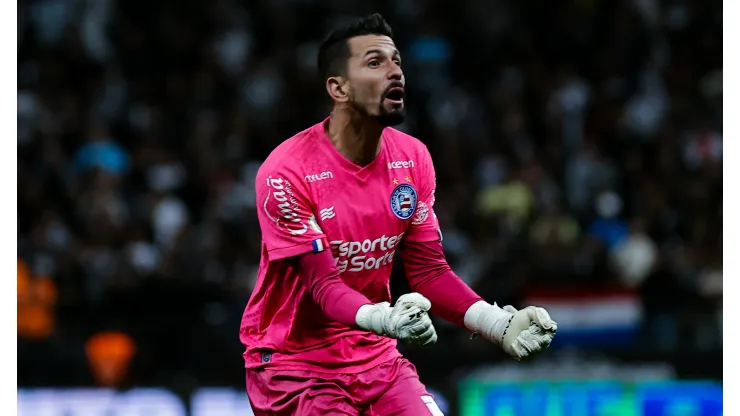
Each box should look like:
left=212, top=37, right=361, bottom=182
left=240, top=118, right=442, bottom=373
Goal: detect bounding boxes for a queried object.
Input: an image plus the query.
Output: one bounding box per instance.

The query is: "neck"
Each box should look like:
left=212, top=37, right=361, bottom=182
left=326, top=108, right=384, bottom=166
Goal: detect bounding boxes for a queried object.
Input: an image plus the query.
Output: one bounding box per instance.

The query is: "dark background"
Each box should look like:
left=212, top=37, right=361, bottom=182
left=17, top=0, right=722, bottom=413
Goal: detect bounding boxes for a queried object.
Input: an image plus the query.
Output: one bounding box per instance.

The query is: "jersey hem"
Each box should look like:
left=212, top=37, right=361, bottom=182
left=243, top=344, right=401, bottom=374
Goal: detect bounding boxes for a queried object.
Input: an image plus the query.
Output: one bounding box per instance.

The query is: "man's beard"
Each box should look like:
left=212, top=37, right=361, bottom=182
left=351, top=97, right=406, bottom=127
left=374, top=103, right=405, bottom=127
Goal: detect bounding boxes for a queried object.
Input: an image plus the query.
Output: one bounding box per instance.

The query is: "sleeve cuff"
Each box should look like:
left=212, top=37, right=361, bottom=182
left=404, top=229, right=442, bottom=243
left=267, top=237, right=329, bottom=261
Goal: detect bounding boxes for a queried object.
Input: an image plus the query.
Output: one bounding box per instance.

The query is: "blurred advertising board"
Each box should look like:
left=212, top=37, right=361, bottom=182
left=17, top=386, right=450, bottom=415
left=17, top=388, right=248, bottom=416
left=458, top=380, right=722, bottom=416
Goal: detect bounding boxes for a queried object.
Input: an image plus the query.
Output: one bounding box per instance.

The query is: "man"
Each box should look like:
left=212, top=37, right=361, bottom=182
left=240, top=13, right=557, bottom=415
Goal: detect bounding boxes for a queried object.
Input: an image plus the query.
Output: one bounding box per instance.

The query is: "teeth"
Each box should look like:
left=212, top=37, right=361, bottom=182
left=387, top=89, right=404, bottom=101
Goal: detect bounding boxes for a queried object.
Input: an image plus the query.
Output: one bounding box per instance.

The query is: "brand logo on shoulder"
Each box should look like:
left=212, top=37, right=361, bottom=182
left=412, top=201, right=429, bottom=225
left=388, top=160, right=415, bottom=169
left=305, top=171, right=334, bottom=182
left=390, top=184, right=417, bottom=220
left=264, top=176, right=307, bottom=235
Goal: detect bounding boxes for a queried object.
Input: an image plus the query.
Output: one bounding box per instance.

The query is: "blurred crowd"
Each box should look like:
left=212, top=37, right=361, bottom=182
left=17, top=0, right=721, bottom=388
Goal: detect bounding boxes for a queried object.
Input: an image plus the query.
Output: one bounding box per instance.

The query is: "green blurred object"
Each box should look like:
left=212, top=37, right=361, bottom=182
left=458, top=380, right=722, bottom=416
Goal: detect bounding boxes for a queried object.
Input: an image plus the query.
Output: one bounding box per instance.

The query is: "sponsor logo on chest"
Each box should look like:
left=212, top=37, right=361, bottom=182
left=330, top=232, right=404, bottom=273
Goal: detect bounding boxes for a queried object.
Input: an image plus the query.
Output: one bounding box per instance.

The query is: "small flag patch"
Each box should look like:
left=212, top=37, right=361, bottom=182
left=312, top=239, right=324, bottom=253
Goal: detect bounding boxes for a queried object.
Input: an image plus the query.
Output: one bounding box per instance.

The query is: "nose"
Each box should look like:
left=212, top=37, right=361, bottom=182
left=387, top=62, right=403, bottom=81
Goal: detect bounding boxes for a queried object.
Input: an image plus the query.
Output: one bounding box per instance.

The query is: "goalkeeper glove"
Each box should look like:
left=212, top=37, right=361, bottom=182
left=355, top=293, right=438, bottom=348
left=464, top=301, right=557, bottom=361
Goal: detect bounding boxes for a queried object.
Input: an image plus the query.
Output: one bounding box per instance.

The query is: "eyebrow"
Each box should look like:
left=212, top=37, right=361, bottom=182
left=363, top=49, right=401, bottom=58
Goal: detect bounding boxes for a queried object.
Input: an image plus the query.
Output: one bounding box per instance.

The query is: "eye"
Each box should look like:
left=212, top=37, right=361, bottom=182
left=393, top=59, right=402, bottom=67
left=368, top=59, right=380, bottom=68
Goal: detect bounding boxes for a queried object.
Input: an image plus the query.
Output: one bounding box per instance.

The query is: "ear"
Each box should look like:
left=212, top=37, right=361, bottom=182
left=326, top=76, right=350, bottom=104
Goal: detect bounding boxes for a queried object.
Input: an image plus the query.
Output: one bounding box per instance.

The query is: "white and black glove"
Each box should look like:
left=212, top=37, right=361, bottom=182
left=355, top=293, right=438, bottom=348
left=464, top=301, right=557, bottom=361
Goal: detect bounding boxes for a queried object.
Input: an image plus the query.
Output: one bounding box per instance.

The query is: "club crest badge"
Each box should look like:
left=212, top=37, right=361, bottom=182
left=390, top=184, right=417, bottom=220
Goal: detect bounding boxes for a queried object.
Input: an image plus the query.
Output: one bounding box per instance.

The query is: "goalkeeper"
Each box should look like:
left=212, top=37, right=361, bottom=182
left=239, top=13, right=557, bottom=416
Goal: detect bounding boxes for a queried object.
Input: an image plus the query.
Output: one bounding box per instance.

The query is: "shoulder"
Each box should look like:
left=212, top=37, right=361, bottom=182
left=384, top=127, right=428, bottom=151
left=257, top=123, right=322, bottom=182
left=383, top=127, right=433, bottom=165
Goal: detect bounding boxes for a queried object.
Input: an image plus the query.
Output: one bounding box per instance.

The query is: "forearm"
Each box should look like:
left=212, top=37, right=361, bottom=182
left=401, top=240, right=557, bottom=359
left=295, top=250, right=372, bottom=327
left=401, top=241, right=484, bottom=326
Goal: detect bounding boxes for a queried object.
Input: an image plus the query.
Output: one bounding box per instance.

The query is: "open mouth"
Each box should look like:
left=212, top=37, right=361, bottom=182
left=385, top=87, right=405, bottom=104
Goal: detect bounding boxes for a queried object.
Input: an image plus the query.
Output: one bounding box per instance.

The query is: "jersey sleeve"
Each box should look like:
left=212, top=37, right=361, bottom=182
left=405, top=145, right=443, bottom=243
left=256, top=167, right=329, bottom=261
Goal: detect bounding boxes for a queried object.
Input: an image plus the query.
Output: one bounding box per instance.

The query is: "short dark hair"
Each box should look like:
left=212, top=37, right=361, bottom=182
left=317, top=13, right=394, bottom=81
